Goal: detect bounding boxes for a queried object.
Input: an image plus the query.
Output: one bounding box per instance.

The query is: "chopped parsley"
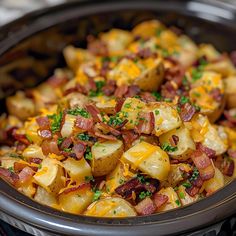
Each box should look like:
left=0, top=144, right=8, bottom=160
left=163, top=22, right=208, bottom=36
left=8, top=167, right=14, bottom=173
left=182, top=76, right=188, bottom=86
left=161, top=143, right=178, bottom=152
left=26, top=134, right=32, bottom=143
left=92, top=190, right=102, bottom=202
left=179, top=96, right=190, bottom=105
left=85, top=147, right=92, bottom=161
left=189, top=167, right=199, bottom=182
left=162, top=49, right=170, bottom=57
left=154, top=110, right=160, bottom=115
left=89, top=81, right=105, bottom=97
left=182, top=182, right=192, bottom=188
left=192, top=69, right=203, bottom=82
left=152, top=91, right=162, bottom=101
left=108, top=111, right=127, bottom=127
left=57, top=137, right=65, bottom=146
left=85, top=176, right=94, bottom=182
left=77, top=133, right=90, bottom=141
left=48, top=112, right=63, bottom=134
left=63, top=148, right=72, bottom=152
left=119, top=179, right=125, bottom=184
left=137, top=174, right=146, bottom=184
left=9, top=153, right=23, bottom=159
left=139, top=191, right=152, bottom=200
left=124, top=103, right=131, bottom=109
left=175, top=199, right=181, bottom=206
left=113, top=210, right=117, bottom=214
left=179, top=192, right=185, bottom=199
left=67, top=107, right=90, bottom=118
left=38, top=163, right=42, bottom=169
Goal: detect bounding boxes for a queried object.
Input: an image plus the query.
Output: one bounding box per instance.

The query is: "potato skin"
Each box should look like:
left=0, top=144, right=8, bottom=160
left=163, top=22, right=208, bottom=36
left=91, top=140, right=124, bottom=177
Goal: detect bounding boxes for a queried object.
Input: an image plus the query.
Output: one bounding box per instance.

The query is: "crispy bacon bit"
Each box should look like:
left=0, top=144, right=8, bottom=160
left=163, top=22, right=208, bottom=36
left=153, top=193, right=169, bottom=208
left=73, top=142, right=86, bottom=160
left=102, top=80, right=116, bottom=96
left=196, top=143, right=216, bottom=159
left=115, top=98, right=125, bottom=112
left=169, top=135, right=179, bottom=147
left=165, top=64, right=184, bottom=86
left=62, top=182, right=91, bottom=195
left=191, top=150, right=215, bottom=180
left=230, top=50, right=236, bottom=67
left=100, top=61, right=110, bottom=77
left=94, top=131, right=117, bottom=141
left=115, top=177, right=159, bottom=200
left=180, top=103, right=196, bottom=122
left=190, top=175, right=203, bottom=188
left=41, top=139, right=60, bottom=155
left=18, top=166, right=34, bottom=184
left=221, top=158, right=234, bottom=177
left=140, top=92, right=156, bottom=102
left=47, top=75, right=67, bottom=88
left=228, top=149, right=236, bottom=158
left=161, top=81, right=177, bottom=99
left=136, top=112, right=155, bottom=134
left=210, top=88, right=222, bottom=102
left=114, top=85, right=128, bottom=98
left=13, top=133, right=30, bottom=145
left=0, top=167, right=19, bottom=185
left=99, top=122, right=121, bottom=136
left=137, top=48, right=153, bottom=59
left=125, top=85, right=140, bottom=98
left=60, top=137, right=72, bottom=150
left=38, top=129, right=52, bottom=139
left=36, top=117, right=50, bottom=130
left=87, top=77, right=97, bottom=91
left=185, top=186, right=199, bottom=197
left=87, top=38, right=108, bottom=57
left=135, top=198, right=156, bottom=215
left=75, top=116, right=93, bottom=131
left=121, top=130, right=139, bottom=148
left=85, top=104, right=100, bottom=122
left=14, top=162, right=28, bottom=173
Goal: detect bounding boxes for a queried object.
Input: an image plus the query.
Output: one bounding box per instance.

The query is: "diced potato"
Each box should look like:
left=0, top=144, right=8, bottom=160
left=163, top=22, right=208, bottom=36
left=177, top=185, right=199, bottom=206
left=167, top=164, right=192, bottom=186
left=189, top=71, right=225, bottom=122
left=100, top=29, right=133, bottom=56
left=65, top=92, right=90, bottom=109
left=122, top=141, right=170, bottom=181
left=106, top=162, right=128, bottom=193
left=60, top=114, right=76, bottom=138
left=85, top=197, right=137, bottom=217
left=19, top=182, right=36, bottom=198
left=63, top=157, right=92, bottom=183
left=34, top=158, right=65, bottom=195
left=91, top=140, right=124, bottom=177
left=22, top=144, right=45, bottom=160
left=224, top=76, right=236, bottom=108
left=198, top=44, right=220, bottom=61
left=0, top=157, right=21, bottom=169
left=91, top=96, right=116, bottom=114
left=204, top=167, right=224, bottom=195
left=132, top=20, right=165, bottom=38
left=159, top=126, right=195, bottom=160
left=6, top=91, right=35, bottom=121
left=157, top=187, right=180, bottom=212
left=34, top=186, right=57, bottom=207
left=121, top=97, right=146, bottom=129
left=148, top=102, right=182, bottom=136
left=59, top=183, right=93, bottom=214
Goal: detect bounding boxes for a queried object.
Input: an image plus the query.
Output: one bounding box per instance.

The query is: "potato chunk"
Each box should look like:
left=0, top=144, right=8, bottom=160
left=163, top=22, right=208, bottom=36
left=159, top=126, right=195, bottom=160
left=22, top=144, right=45, bottom=160
left=34, top=186, right=57, bottom=207
left=85, top=197, right=137, bottom=217
left=176, top=185, right=199, bottom=206
left=59, top=183, right=93, bottom=214
left=91, top=140, right=124, bottom=177
left=33, top=158, right=65, bottom=195
left=63, top=157, right=92, bottom=184
left=122, top=141, right=170, bottom=181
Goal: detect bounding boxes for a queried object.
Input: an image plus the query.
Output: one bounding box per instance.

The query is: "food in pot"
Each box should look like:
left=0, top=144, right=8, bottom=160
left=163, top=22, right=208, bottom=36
left=0, top=20, right=236, bottom=217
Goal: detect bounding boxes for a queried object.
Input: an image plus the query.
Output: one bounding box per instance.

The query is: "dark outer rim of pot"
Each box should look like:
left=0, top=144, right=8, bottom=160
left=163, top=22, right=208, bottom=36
left=0, top=0, right=236, bottom=236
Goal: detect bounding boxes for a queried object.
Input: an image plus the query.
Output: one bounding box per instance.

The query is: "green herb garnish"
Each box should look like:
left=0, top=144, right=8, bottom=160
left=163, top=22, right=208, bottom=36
left=161, top=143, right=178, bottom=152
left=189, top=167, right=199, bottom=182
left=182, top=182, right=192, bottom=188
left=48, top=112, right=63, bottom=134
left=85, top=176, right=94, bottom=182
left=57, top=137, right=65, bottom=146
left=175, top=199, right=181, bottom=206
left=93, top=190, right=102, bottom=202
left=77, top=133, right=90, bottom=141
left=152, top=91, right=162, bottom=101
left=179, top=96, right=190, bottom=105
left=139, top=191, right=152, bottom=200
left=67, top=108, right=90, bottom=118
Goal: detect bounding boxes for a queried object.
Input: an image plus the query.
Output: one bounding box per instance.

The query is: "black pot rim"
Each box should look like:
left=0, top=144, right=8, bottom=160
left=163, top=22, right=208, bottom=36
left=0, top=1, right=236, bottom=235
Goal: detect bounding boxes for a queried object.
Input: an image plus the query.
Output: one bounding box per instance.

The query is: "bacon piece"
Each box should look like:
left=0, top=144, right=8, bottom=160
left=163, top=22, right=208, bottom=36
left=0, top=167, right=19, bottom=185
left=47, top=75, right=67, bottom=88
left=210, top=88, right=222, bottom=102
left=88, top=77, right=97, bottom=91
left=221, top=158, right=234, bottom=177
left=161, top=81, right=177, bottom=99
left=41, top=139, right=60, bottom=155
left=140, top=92, right=156, bottom=102
left=102, top=80, right=116, bottom=96
left=121, top=130, right=139, bottom=148
left=61, top=182, right=91, bottom=195
left=135, top=198, right=156, bottom=215
left=115, top=98, right=125, bottom=112
left=60, top=137, right=72, bottom=150
left=13, top=133, right=30, bottom=145
left=36, top=117, right=50, bottom=130
left=165, top=65, right=184, bottom=86
left=85, top=104, right=100, bottom=122
left=136, top=112, right=155, bottom=134
left=125, top=85, right=140, bottom=98
left=94, top=131, right=117, bottom=141
left=169, top=135, right=179, bottom=147
left=228, top=149, right=236, bottom=158
left=99, top=122, right=121, bottom=136
left=18, top=166, right=34, bottom=184
left=100, top=61, right=110, bottom=77
left=114, top=85, right=128, bottom=98
left=38, top=129, right=52, bottom=139
left=153, top=193, right=169, bottom=208
left=196, top=143, right=216, bottom=159
left=75, top=116, right=93, bottom=131
left=191, top=150, right=215, bottom=180
left=185, top=186, right=199, bottom=197
left=137, top=48, right=153, bottom=59
left=14, top=162, right=28, bottom=173
left=180, top=103, right=196, bottom=122
left=29, top=158, right=42, bottom=164
left=73, top=142, right=86, bottom=160
left=190, top=175, right=203, bottom=188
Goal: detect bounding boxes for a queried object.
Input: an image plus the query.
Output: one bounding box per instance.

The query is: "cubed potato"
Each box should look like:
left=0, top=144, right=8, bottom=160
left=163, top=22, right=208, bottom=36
left=59, top=183, right=93, bottom=214
left=91, top=140, right=124, bottom=177
left=224, top=76, right=236, bottom=109
left=85, top=197, right=137, bottom=217
left=167, top=163, right=192, bottom=186
left=91, top=96, right=116, bottom=114
left=122, top=141, right=170, bottom=181
left=19, top=182, right=36, bottom=198
left=121, top=97, right=146, bottom=129
left=159, top=126, right=196, bottom=160
left=132, top=20, right=165, bottom=38
left=177, top=185, right=200, bottom=206
left=60, top=114, right=76, bottom=138
left=22, top=144, right=45, bottom=160
left=198, top=44, right=220, bottom=61
left=148, top=102, right=182, bottom=136
left=189, top=71, right=225, bottom=122
left=63, top=157, right=92, bottom=183
left=65, top=92, right=90, bottom=109
left=34, top=186, right=57, bottom=207
left=204, top=167, right=224, bottom=195
left=157, top=187, right=181, bottom=212
left=100, top=29, right=133, bottom=56
left=34, top=158, right=65, bottom=195
left=106, top=162, right=128, bottom=193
